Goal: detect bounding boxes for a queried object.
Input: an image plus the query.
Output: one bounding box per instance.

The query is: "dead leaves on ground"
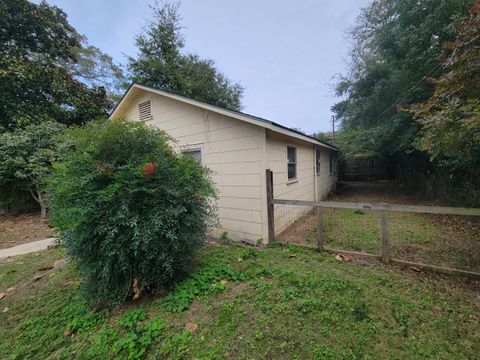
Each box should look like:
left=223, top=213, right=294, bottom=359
left=335, top=254, right=353, bottom=262
left=38, top=265, right=54, bottom=271
left=33, top=273, right=46, bottom=281
left=185, top=322, right=198, bottom=331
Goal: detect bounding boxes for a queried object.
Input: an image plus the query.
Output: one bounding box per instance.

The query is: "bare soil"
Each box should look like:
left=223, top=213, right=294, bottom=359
left=331, top=181, right=437, bottom=204
left=0, top=212, right=55, bottom=250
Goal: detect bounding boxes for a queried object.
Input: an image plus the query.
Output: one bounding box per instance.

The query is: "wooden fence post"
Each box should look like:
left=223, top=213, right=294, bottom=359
left=316, top=206, right=324, bottom=251
left=266, top=169, right=275, bottom=243
left=380, top=210, right=390, bottom=263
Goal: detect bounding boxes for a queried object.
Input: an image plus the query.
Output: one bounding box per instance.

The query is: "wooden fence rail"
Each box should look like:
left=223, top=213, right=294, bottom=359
left=265, top=169, right=480, bottom=279
left=271, top=199, right=480, bottom=216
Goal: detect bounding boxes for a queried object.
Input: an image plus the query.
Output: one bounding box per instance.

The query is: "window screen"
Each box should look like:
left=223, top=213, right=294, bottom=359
left=287, top=146, right=297, bottom=180
left=316, top=149, right=321, bottom=174
left=184, top=149, right=202, bottom=164
left=138, top=100, right=152, bottom=121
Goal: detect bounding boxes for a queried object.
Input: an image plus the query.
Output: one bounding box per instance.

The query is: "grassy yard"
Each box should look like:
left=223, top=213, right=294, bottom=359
left=277, top=182, right=480, bottom=272
left=1, top=243, right=479, bottom=359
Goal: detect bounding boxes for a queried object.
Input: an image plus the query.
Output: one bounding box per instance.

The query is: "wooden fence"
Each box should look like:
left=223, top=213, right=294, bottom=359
left=341, top=156, right=387, bottom=181
left=265, top=169, right=480, bottom=279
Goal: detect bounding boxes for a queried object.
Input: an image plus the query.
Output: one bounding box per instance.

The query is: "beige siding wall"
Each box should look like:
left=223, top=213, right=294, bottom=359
left=316, top=147, right=337, bottom=200
left=265, top=131, right=314, bottom=236
left=265, top=130, right=336, bottom=237
left=117, top=90, right=337, bottom=244
left=124, top=92, right=265, bottom=244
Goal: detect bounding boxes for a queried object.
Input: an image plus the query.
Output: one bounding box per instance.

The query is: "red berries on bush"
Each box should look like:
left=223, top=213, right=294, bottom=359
left=142, top=162, right=157, bottom=179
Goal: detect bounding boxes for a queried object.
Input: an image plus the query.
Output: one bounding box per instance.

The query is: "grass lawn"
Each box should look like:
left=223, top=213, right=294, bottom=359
left=278, top=182, right=480, bottom=272
left=1, top=243, right=479, bottom=359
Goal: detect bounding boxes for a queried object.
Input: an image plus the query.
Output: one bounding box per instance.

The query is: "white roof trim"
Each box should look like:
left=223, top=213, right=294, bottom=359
left=110, top=83, right=337, bottom=151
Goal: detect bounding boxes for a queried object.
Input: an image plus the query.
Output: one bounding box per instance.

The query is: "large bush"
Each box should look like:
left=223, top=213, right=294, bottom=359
left=48, top=119, right=216, bottom=306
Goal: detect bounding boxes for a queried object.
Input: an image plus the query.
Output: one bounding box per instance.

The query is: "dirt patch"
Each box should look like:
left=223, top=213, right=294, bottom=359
left=276, top=208, right=317, bottom=246
left=224, top=282, right=250, bottom=299
left=187, top=300, right=207, bottom=320
left=332, top=181, right=436, bottom=205
left=0, top=212, right=55, bottom=249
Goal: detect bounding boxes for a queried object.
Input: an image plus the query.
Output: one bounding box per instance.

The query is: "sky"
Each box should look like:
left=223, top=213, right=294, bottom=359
left=39, top=0, right=371, bottom=133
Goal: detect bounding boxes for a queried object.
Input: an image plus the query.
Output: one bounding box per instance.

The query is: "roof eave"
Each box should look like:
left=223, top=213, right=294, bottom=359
left=110, top=83, right=338, bottom=151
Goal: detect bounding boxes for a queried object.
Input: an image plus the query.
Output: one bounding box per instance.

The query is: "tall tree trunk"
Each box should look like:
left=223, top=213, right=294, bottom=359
left=30, top=188, right=47, bottom=218
left=37, top=191, right=47, bottom=219
left=39, top=200, right=47, bottom=218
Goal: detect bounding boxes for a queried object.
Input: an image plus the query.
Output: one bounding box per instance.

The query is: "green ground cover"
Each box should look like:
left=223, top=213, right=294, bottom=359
left=1, top=243, right=479, bottom=359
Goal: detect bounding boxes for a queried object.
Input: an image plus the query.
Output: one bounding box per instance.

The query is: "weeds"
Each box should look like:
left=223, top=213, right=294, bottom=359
left=112, top=308, right=164, bottom=360
left=163, top=260, right=246, bottom=312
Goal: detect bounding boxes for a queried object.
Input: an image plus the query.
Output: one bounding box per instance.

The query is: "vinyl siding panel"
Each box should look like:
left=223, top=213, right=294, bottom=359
left=316, top=147, right=337, bottom=200
left=114, top=89, right=337, bottom=244
left=121, top=92, right=265, bottom=243
left=265, top=130, right=336, bottom=236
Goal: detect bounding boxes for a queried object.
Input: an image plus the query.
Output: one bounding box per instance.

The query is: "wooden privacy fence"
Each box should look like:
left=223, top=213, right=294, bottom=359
left=341, top=156, right=387, bottom=181
left=265, top=169, right=480, bottom=279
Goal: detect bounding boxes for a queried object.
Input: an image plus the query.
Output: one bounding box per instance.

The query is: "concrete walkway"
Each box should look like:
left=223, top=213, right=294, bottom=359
left=0, top=238, right=56, bottom=260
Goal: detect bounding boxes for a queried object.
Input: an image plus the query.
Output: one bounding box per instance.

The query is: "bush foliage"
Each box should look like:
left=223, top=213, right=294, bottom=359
left=48, top=119, right=216, bottom=306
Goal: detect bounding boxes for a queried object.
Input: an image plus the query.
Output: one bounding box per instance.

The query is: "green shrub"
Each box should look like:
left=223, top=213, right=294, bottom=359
left=48, top=119, right=216, bottom=306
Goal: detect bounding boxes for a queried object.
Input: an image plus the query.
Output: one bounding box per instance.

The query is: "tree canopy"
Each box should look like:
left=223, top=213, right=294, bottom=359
left=411, top=3, right=480, bottom=169
left=334, top=0, right=473, bottom=149
left=0, top=121, right=65, bottom=217
left=128, top=1, right=244, bottom=111
left=332, top=0, right=477, bottom=204
left=0, top=0, right=123, bottom=131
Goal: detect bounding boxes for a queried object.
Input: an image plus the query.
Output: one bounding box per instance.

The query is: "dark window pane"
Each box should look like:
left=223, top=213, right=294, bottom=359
left=184, top=149, right=202, bottom=164
left=288, top=163, right=296, bottom=180
left=316, top=149, right=321, bottom=173
left=287, top=146, right=296, bottom=163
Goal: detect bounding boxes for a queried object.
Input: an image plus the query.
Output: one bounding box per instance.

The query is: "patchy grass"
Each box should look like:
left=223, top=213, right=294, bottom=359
left=0, top=246, right=64, bottom=288
left=1, top=244, right=479, bottom=359
left=277, top=182, right=480, bottom=272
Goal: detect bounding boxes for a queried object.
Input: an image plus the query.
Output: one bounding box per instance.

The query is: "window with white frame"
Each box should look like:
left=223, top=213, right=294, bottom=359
left=183, top=148, right=202, bottom=164
left=287, top=146, right=297, bottom=180
left=315, top=149, right=321, bottom=174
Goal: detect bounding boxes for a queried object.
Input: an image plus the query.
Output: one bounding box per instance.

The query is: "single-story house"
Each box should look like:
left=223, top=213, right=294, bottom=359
left=110, top=83, right=338, bottom=244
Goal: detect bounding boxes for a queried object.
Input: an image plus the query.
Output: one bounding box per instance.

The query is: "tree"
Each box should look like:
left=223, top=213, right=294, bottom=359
left=128, top=1, right=243, bottom=111
left=410, top=1, right=480, bottom=203
left=0, top=121, right=65, bottom=217
left=63, top=36, right=127, bottom=102
left=48, top=119, right=216, bottom=306
left=412, top=2, right=480, bottom=165
left=0, top=0, right=119, bottom=130
left=334, top=0, right=473, bottom=145
left=332, top=0, right=475, bottom=201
